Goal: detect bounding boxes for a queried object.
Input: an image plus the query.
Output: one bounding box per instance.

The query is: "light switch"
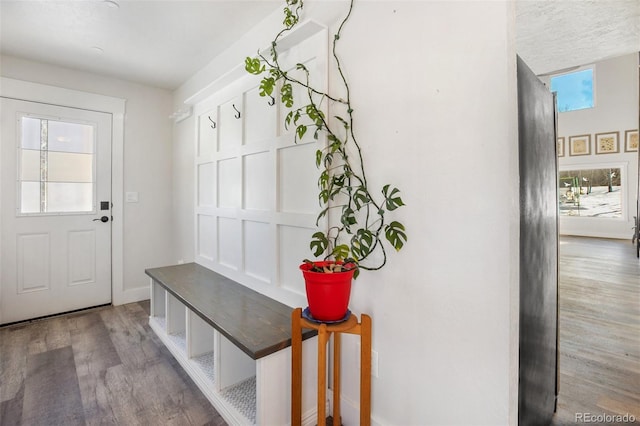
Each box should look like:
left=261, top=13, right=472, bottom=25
left=125, top=192, right=139, bottom=203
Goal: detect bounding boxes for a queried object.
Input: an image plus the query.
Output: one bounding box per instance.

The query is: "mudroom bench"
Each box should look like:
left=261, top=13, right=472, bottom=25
left=146, top=263, right=319, bottom=425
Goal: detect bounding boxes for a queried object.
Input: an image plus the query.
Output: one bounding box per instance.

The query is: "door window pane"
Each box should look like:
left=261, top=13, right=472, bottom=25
left=20, top=117, right=41, bottom=150
left=20, top=149, right=41, bottom=181
left=48, top=121, right=94, bottom=153
left=47, top=183, right=93, bottom=212
left=17, top=116, right=96, bottom=214
left=48, top=152, right=93, bottom=183
left=20, top=182, right=41, bottom=213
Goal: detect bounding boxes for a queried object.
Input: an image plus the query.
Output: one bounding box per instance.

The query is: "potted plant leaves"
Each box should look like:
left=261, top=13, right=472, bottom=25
left=246, top=0, right=407, bottom=321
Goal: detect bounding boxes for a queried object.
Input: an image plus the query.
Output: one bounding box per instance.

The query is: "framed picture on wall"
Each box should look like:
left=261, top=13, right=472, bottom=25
left=595, top=131, right=619, bottom=154
left=568, top=134, right=591, bottom=156
left=557, top=137, right=565, bottom=157
left=625, top=129, right=639, bottom=152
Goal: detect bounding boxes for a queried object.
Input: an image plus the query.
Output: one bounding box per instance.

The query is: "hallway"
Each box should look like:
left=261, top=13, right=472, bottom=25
left=552, top=236, right=640, bottom=425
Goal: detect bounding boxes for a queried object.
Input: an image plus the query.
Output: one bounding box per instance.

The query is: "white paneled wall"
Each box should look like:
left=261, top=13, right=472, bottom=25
left=174, top=3, right=519, bottom=424
left=194, top=30, right=328, bottom=308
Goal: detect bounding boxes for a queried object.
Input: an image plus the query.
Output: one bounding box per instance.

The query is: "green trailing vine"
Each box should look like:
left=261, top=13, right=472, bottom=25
left=245, top=0, right=406, bottom=275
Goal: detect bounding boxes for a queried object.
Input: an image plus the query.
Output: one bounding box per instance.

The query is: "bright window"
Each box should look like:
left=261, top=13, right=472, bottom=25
left=558, top=167, right=621, bottom=218
left=550, top=68, right=594, bottom=112
left=18, top=116, right=95, bottom=214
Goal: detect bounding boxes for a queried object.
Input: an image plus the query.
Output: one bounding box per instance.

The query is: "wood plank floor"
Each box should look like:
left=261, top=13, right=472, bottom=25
left=1, top=236, right=638, bottom=425
left=552, top=236, right=640, bottom=425
left=0, top=301, right=227, bottom=426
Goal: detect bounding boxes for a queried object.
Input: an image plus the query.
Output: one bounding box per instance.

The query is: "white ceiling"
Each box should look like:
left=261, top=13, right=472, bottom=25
left=516, top=0, right=640, bottom=76
left=0, top=0, right=639, bottom=90
left=0, top=0, right=281, bottom=89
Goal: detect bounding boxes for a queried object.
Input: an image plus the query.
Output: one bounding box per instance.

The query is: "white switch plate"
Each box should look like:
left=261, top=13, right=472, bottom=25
left=125, top=192, right=139, bottom=203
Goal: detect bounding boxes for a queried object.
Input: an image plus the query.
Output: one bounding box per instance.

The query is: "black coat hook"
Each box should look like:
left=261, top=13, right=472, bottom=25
left=267, top=95, right=275, bottom=106
left=232, top=104, right=241, bottom=119
left=208, top=116, right=216, bottom=129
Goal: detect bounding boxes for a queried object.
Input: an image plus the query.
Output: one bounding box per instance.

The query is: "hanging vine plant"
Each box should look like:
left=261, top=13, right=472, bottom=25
left=245, top=0, right=406, bottom=277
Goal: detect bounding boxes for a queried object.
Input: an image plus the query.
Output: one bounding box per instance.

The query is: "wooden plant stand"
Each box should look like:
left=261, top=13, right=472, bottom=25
left=291, top=307, right=372, bottom=426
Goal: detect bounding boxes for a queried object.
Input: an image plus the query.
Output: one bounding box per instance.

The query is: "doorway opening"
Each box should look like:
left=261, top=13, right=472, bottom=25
left=550, top=54, right=640, bottom=423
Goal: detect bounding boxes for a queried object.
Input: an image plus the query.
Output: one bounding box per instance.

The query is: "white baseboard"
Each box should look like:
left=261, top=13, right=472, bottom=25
left=336, top=392, right=385, bottom=426
left=113, top=286, right=149, bottom=306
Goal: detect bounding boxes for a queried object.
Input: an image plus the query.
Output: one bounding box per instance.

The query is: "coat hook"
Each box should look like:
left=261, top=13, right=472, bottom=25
left=232, top=104, right=241, bottom=119
left=267, top=95, right=275, bottom=106
left=208, top=116, right=216, bottom=129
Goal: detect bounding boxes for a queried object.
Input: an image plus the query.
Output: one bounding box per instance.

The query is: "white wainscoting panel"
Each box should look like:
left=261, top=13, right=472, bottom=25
left=193, top=28, right=328, bottom=308
left=198, top=215, right=216, bottom=262
left=17, top=233, right=50, bottom=293
left=198, top=162, right=215, bottom=208
left=217, top=158, right=241, bottom=208
left=243, top=151, right=272, bottom=211
left=243, top=86, right=277, bottom=145
left=68, top=230, right=96, bottom=286
left=218, top=217, right=241, bottom=270
left=218, top=97, right=242, bottom=153
left=198, top=109, right=217, bottom=158
left=278, top=225, right=311, bottom=296
left=278, top=143, right=318, bottom=214
left=243, top=220, right=272, bottom=283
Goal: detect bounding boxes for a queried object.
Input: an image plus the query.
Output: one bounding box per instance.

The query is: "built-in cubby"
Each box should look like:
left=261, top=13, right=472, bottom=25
left=188, top=310, right=215, bottom=384
left=146, top=263, right=321, bottom=425
left=151, top=280, right=166, bottom=329
left=166, top=293, right=187, bottom=351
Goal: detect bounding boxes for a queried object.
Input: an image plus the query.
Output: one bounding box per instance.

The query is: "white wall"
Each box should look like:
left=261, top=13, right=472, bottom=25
left=1, top=55, right=175, bottom=301
left=173, top=1, right=518, bottom=425
left=554, top=53, right=639, bottom=239
left=172, top=112, right=196, bottom=264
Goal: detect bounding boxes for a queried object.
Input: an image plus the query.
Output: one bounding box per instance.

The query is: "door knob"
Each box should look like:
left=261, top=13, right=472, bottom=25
left=93, top=216, right=109, bottom=223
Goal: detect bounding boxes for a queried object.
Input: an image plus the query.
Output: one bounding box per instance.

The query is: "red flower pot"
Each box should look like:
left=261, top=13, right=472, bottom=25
left=300, top=261, right=355, bottom=321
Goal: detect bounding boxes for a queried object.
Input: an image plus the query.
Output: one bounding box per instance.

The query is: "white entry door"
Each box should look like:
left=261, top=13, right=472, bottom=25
left=1, top=98, right=112, bottom=324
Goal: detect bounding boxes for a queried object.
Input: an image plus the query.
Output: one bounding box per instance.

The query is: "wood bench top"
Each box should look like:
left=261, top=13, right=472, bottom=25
left=145, top=263, right=316, bottom=360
